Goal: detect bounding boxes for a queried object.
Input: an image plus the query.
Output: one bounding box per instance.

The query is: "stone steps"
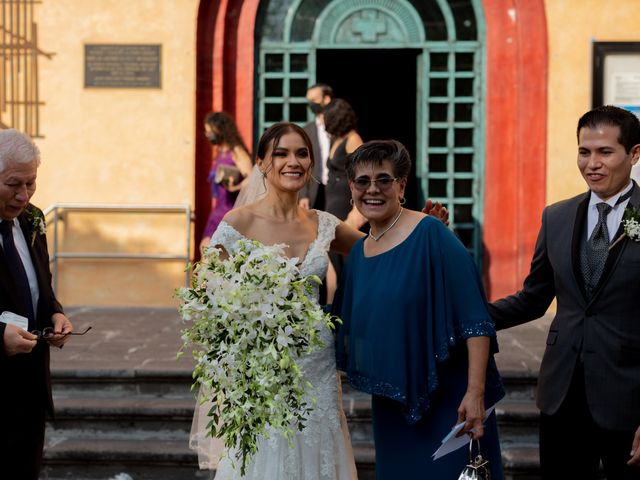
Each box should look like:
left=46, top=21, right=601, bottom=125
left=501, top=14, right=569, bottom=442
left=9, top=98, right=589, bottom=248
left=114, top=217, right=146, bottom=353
left=40, top=306, right=549, bottom=479
left=43, top=371, right=376, bottom=479
left=43, top=372, right=541, bottom=480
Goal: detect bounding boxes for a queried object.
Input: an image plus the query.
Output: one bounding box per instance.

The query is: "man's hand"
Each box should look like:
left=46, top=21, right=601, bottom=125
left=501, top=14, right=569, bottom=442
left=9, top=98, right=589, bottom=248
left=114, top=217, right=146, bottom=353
left=299, top=197, right=310, bottom=209
left=46, top=313, right=73, bottom=349
left=423, top=199, right=450, bottom=226
left=2, top=323, right=37, bottom=355
left=629, top=425, right=640, bottom=467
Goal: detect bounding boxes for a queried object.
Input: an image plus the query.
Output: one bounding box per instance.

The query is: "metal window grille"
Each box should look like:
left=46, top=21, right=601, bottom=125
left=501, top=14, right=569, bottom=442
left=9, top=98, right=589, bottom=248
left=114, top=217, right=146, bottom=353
left=0, top=0, right=51, bottom=136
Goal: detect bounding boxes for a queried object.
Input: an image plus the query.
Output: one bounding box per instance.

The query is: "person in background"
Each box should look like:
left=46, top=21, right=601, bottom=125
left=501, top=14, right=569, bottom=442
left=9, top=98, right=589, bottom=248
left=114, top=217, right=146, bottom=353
left=323, top=98, right=367, bottom=301
left=490, top=105, right=640, bottom=478
left=300, top=83, right=333, bottom=211
left=200, top=111, right=253, bottom=251
left=333, top=139, right=504, bottom=479
left=0, top=129, right=74, bottom=480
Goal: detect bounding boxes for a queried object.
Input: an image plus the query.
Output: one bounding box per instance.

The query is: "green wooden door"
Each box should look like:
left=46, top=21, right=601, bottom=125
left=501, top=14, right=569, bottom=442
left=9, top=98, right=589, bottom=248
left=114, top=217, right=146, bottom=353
left=256, top=0, right=485, bottom=261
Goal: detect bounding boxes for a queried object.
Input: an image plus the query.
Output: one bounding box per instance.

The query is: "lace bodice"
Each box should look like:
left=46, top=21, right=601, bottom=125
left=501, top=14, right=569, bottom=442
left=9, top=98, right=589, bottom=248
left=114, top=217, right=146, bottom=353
left=210, top=209, right=340, bottom=278
left=201, top=210, right=357, bottom=480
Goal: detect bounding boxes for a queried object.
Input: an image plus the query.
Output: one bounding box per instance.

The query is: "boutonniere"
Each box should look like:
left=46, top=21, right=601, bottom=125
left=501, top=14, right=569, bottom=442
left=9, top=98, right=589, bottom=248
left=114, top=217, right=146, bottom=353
left=609, top=204, right=640, bottom=251
left=26, top=206, right=46, bottom=246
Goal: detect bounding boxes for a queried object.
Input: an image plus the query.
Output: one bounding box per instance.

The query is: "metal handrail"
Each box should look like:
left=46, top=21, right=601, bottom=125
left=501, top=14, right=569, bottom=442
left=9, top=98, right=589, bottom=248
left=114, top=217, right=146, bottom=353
left=43, top=203, right=193, bottom=292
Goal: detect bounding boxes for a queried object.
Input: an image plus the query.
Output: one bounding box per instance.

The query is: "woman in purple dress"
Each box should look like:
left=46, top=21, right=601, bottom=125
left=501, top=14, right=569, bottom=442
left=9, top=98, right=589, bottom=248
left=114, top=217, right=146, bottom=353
left=200, top=112, right=252, bottom=250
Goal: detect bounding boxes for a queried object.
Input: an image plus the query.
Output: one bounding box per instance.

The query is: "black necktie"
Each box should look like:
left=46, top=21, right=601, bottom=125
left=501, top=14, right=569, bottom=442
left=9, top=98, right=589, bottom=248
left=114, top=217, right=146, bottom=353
left=0, top=220, right=35, bottom=329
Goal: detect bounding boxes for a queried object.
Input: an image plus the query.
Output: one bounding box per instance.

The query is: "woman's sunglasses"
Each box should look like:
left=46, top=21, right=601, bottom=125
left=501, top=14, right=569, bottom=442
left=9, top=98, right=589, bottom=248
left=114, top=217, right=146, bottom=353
left=352, top=176, right=399, bottom=192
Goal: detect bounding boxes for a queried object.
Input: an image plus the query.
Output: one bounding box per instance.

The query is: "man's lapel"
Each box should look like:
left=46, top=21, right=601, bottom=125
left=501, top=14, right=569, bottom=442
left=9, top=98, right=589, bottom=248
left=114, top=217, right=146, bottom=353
left=17, top=211, right=48, bottom=321
left=0, top=235, right=20, bottom=301
left=590, top=181, right=640, bottom=303
left=571, top=193, right=590, bottom=301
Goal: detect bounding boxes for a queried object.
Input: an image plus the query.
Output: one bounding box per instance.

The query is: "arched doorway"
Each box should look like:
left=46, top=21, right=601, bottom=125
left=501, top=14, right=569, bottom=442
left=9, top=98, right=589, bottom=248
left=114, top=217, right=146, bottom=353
left=255, top=0, right=486, bottom=261
left=194, top=0, right=547, bottom=299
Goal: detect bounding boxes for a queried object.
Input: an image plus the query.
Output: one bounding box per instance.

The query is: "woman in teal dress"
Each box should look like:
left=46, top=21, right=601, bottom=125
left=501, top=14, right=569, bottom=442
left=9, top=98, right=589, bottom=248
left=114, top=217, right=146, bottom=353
left=332, top=140, right=505, bottom=479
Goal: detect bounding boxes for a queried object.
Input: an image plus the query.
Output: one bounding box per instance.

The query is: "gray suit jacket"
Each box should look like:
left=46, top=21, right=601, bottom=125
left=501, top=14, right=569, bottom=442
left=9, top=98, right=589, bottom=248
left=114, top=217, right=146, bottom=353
left=300, top=120, right=323, bottom=207
left=490, top=185, right=640, bottom=430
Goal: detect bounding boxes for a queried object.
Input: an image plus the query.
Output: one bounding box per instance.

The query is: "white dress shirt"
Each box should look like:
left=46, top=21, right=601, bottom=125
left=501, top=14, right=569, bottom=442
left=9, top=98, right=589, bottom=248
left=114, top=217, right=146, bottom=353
left=0, top=218, right=40, bottom=313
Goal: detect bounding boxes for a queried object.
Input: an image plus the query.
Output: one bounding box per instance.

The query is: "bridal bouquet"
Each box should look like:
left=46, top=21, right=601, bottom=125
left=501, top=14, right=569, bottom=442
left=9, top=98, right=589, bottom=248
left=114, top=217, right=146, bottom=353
left=176, top=239, right=338, bottom=475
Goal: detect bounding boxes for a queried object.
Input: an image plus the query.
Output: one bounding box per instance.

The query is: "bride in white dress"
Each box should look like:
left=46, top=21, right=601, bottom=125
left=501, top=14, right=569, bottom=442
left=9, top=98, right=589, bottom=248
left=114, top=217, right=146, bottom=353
left=189, top=122, right=362, bottom=479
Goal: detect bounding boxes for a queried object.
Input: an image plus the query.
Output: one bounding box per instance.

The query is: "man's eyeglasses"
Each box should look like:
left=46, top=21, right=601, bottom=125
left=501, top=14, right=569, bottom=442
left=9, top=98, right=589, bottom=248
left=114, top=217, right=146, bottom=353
left=31, top=326, right=92, bottom=340
left=352, top=176, right=399, bottom=192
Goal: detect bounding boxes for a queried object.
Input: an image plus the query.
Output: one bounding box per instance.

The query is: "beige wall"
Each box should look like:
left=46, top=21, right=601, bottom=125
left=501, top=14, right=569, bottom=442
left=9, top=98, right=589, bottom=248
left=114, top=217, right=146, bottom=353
left=32, top=0, right=199, bottom=306
left=545, top=0, right=640, bottom=204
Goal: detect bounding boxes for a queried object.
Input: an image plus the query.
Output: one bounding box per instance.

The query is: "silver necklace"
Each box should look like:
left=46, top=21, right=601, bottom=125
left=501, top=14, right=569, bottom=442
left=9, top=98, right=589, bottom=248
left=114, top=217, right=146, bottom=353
left=368, top=207, right=403, bottom=241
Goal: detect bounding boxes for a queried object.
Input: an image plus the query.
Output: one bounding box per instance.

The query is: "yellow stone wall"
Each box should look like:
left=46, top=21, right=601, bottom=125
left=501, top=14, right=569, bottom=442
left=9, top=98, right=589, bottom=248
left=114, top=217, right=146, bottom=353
left=545, top=0, right=640, bottom=204
left=20, top=0, right=640, bottom=307
left=31, top=0, right=199, bottom=306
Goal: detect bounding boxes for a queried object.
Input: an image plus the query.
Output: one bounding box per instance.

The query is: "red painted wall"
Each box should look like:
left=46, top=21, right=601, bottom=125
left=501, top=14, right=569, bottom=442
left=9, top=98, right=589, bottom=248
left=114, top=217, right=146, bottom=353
left=196, top=0, right=548, bottom=299
left=482, top=0, right=548, bottom=300
left=195, top=0, right=258, bottom=258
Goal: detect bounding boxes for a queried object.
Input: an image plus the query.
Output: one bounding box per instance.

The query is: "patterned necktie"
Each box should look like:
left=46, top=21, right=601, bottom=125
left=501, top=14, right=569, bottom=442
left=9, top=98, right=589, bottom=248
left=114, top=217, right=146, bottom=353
left=0, top=220, right=35, bottom=328
left=588, top=201, right=612, bottom=271
left=581, top=185, right=635, bottom=297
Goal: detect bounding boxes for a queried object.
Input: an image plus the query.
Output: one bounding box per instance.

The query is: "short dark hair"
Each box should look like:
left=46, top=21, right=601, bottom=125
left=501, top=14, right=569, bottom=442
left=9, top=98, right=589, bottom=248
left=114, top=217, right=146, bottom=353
left=256, top=122, right=315, bottom=170
left=346, top=140, right=411, bottom=181
left=577, top=105, right=640, bottom=153
left=308, top=83, right=333, bottom=98
left=324, top=99, right=357, bottom=137
left=203, top=111, right=250, bottom=153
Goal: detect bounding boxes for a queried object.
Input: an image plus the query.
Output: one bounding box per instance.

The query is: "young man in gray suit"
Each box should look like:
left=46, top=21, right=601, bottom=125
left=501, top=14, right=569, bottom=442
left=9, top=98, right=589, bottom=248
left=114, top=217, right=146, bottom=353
left=0, top=129, right=74, bottom=479
left=490, top=105, right=640, bottom=479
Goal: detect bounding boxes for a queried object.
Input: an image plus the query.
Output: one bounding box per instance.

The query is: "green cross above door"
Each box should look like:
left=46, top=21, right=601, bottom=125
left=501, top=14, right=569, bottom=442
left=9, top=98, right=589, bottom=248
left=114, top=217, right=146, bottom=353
left=352, top=9, right=387, bottom=43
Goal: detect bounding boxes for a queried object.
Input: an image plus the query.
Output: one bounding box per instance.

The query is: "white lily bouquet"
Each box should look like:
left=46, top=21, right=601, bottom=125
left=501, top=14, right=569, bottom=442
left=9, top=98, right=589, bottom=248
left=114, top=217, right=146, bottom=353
left=176, top=239, right=338, bottom=475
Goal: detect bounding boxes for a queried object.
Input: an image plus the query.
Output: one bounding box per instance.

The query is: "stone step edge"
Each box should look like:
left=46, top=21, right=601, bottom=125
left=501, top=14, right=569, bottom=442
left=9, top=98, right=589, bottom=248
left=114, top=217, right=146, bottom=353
left=50, top=398, right=537, bottom=422
left=52, top=368, right=539, bottom=382
left=50, top=396, right=372, bottom=419
left=44, top=438, right=539, bottom=472
left=44, top=438, right=376, bottom=466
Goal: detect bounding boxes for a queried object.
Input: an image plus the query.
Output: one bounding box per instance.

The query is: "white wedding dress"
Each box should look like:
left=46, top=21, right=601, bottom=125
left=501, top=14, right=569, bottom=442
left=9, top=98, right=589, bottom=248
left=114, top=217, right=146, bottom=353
left=189, top=210, right=358, bottom=480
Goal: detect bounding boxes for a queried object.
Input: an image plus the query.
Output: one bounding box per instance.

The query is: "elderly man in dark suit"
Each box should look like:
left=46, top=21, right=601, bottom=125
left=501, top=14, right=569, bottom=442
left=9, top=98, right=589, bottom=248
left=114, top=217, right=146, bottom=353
left=299, top=83, right=332, bottom=210
left=490, top=105, right=640, bottom=479
left=0, top=129, right=73, bottom=479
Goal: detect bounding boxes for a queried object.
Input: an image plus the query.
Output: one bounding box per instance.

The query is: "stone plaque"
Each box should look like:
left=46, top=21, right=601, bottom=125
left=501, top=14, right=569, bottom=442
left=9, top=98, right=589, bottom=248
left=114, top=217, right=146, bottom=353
left=85, top=44, right=161, bottom=88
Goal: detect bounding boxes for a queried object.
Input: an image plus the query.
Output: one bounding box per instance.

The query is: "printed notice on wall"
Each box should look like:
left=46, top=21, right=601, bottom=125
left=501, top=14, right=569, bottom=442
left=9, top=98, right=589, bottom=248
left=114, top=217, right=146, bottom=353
left=611, top=73, right=640, bottom=106
left=85, top=44, right=161, bottom=88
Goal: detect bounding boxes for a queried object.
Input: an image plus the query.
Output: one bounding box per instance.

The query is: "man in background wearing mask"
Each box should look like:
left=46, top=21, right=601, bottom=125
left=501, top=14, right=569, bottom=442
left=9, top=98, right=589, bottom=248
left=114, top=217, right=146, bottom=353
left=299, top=83, right=332, bottom=210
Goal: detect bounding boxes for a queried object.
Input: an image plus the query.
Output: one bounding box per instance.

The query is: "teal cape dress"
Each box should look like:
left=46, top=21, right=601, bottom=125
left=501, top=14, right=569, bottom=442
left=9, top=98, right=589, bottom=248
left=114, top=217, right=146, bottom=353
left=333, top=216, right=505, bottom=479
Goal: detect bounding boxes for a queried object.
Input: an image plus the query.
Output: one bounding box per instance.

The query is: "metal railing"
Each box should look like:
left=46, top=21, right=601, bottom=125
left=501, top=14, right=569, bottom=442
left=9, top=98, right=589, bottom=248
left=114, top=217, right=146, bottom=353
left=43, top=203, right=193, bottom=291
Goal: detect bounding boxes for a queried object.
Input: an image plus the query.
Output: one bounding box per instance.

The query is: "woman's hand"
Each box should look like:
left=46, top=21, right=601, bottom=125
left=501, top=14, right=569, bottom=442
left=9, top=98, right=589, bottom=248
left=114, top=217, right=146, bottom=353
left=226, top=176, right=242, bottom=192
left=423, top=200, right=449, bottom=226
left=457, top=336, right=490, bottom=439
left=456, top=389, right=485, bottom=439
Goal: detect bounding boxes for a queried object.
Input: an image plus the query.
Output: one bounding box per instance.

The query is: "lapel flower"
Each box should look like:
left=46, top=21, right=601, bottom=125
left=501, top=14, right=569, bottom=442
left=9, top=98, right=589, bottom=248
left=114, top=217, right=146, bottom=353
left=26, top=206, right=46, bottom=246
left=609, top=204, right=640, bottom=250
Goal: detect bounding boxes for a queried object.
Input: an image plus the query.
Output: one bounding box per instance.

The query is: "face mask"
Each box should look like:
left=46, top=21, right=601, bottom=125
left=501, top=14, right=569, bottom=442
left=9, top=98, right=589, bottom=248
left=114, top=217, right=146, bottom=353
left=206, top=132, right=222, bottom=145
left=308, top=102, right=324, bottom=115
